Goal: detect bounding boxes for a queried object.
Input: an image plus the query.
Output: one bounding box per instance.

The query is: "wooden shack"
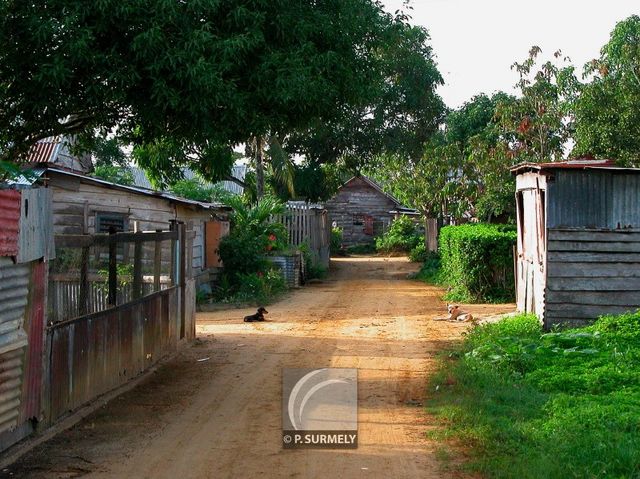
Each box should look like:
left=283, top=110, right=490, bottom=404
left=512, top=159, right=640, bottom=328
left=325, top=176, right=417, bottom=246
left=42, top=167, right=230, bottom=288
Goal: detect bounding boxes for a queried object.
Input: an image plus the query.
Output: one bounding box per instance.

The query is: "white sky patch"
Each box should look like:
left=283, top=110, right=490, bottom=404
left=383, top=0, right=639, bottom=108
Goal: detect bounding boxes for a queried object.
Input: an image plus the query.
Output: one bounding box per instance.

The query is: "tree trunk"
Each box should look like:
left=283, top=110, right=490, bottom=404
left=255, top=136, right=265, bottom=199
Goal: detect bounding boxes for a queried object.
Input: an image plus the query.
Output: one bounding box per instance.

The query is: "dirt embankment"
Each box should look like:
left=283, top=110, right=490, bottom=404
left=3, top=257, right=514, bottom=479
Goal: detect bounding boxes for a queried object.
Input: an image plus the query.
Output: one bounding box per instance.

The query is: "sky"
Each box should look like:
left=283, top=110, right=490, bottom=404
left=383, top=0, right=639, bottom=108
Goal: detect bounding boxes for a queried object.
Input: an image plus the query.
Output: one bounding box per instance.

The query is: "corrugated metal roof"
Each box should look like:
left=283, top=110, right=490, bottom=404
left=511, top=158, right=640, bottom=175
left=0, top=190, right=21, bottom=257
left=46, top=168, right=231, bottom=211
left=130, top=165, right=246, bottom=195
left=22, top=136, right=63, bottom=163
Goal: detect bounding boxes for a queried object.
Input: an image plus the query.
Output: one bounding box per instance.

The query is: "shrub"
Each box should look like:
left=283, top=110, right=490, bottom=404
left=330, top=227, right=343, bottom=255
left=231, top=269, right=286, bottom=304
left=345, top=243, right=376, bottom=255
left=169, top=178, right=229, bottom=202
left=439, top=224, right=516, bottom=302
left=409, top=242, right=428, bottom=262
left=216, top=196, right=288, bottom=302
left=375, top=216, right=421, bottom=254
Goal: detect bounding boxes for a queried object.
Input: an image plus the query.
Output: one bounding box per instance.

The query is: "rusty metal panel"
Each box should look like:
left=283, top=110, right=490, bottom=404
left=548, top=170, right=640, bottom=229
left=20, top=261, right=46, bottom=421
left=18, top=188, right=54, bottom=263
left=0, top=258, right=29, bottom=354
left=0, top=190, right=21, bottom=257
left=47, top=287, right=181, bottom=421
left=0, top=348, right=24, bottom=434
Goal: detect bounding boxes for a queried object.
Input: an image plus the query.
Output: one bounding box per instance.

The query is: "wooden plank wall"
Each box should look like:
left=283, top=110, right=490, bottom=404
left=49, top=172, right=212, bottom=276
left=325, top=178, right=397, bottom=246
left=545, top=228, right=640, bottom=327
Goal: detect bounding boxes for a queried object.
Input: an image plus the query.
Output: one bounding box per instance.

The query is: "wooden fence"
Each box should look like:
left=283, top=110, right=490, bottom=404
left=49, top=224, right=187, bottom=323
left=272, top=202, right=331, bottom=269
left=45, top=223, right=196, bottom=423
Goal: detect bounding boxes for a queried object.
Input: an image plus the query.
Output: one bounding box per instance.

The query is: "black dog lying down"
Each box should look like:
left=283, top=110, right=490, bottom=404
left=244, top=307, right=268, bottom=322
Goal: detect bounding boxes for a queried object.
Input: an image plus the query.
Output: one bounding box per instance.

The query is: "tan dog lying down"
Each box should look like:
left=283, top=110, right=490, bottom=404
left=434, top=304, right=475, bottom=322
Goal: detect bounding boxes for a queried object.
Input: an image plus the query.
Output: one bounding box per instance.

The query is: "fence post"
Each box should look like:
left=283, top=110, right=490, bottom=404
left=178, top=222, right=187, bottom=339
left=132, top=232, right=143, bottom=299
left=108, top=227, right=117, bottom=306
left=154, top=229, right=162, bottom=292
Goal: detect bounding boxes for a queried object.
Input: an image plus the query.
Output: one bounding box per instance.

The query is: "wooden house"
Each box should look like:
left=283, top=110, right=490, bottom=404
left=21, top=137, right=231, bottom=289
left=40, top=167, right=231, bottom=288
left=512, top=159, right=640, bottom=328
left=325, top=176, right=418, bottom=246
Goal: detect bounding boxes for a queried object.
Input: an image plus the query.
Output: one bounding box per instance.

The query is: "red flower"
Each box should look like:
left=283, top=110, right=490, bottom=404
left=256, top=271, right=264, bottom=278
left=268, top=234, right=277, bottom=241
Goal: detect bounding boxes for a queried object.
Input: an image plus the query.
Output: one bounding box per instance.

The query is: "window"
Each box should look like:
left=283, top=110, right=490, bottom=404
left=96, top=213, right=128, bottom=234
left=353, top=214, right=365, bottom=226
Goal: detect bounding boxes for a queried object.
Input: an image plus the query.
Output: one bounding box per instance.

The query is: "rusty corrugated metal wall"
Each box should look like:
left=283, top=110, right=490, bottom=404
left=21, top=261, right=46, bottom=422
left=0, top=190, right=21, bottom=257
left=548, top=170, right=640, bottom=229
left=0, top=258, right=30, bottom=434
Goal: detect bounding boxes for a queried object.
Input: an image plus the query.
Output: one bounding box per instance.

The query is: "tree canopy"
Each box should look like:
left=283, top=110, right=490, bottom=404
left=0, top=0, right=414, bottom=185
left=572, top=15, right=640, bottom=166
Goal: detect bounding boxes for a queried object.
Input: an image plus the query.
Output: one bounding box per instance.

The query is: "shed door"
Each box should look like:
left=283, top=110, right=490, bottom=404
left=205, top=220, right=229, bottom=268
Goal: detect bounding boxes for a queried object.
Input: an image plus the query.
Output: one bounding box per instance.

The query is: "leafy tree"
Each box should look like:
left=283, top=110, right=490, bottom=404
left=92, top=165, right=134, bottom=186
left=497, top=47, right=577, bottom=164
left=169, top=178, right=229, bottom=203
left=0, top=0, right=401, bottom=186
left=572, top=15, right=640, bottom=166
left=284, top=21, right=445, bottom=171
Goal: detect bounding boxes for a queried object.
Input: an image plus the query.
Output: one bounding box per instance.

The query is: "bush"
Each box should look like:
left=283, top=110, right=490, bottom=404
left=216, top=196, right=288, bottom=303
left=411, top=251, right=442, bottom=283
left=409, top=242, right=428, bottom=262
left=439, top=224, right=516, bottom=302
left=428, top=312, right=640, bottom=478
left=345, top=243, right=376, bottom=255
left=93, top=165, right=134, bottom=186
left=375, top=216, right=421, bottom=254
left=330, top=227, right=343, bottom=255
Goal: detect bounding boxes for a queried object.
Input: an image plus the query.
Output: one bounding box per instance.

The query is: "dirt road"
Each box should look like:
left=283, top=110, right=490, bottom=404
left=4, top=257, right=513, bottom=479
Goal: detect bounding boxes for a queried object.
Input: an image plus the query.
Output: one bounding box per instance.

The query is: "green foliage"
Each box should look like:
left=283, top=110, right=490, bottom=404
left=169, top=178, right=229, bottom=203
left=93, top=165, right=134, bottom=186
left=229, top=270, right=287, bottom=305
left=439, top=224, right=516, bottom=302
left=330, top=227, right=344, bottom=256
left=408, top=242, right=427, bottom=263
left=375, top=215, right=421, bottom=254
left=344, top=243, right=376, bottom=255
left=411, top=251, right=442, bottom=283
left=0, top=0, right=438, bottom=190
left=572, top=15, right=640, bottom=166
left=428, top=312, right=640, bottom=478
left=216, top=196, right=288, bottom=302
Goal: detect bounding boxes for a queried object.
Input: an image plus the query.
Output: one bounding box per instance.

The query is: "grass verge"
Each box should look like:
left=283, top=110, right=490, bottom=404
left=427, top=313, right=640, bottom=478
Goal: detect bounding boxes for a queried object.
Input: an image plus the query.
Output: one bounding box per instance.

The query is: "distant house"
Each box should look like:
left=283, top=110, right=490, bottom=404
left=325, top=176, right=418, bottom=246
left=512, top=158, right=640, bottom=329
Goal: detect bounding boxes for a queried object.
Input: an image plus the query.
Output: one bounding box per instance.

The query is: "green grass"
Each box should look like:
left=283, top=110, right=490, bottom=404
left=427, top=312, right=640, bottom=478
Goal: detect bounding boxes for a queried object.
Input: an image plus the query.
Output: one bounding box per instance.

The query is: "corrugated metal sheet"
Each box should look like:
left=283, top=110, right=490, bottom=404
left=17, top=188, right=54, bottom=263
left=0, top=348, right=24, bottom=434
left=49, top=287, right=179, bottom=421
left=0, top=258, right=29, bottom=434
left=22, top=136, right=62, bottom=163
left=21, top=261, right=45, bottom=421
left=0, top=190, right=21, bottom=257
left=548, top=170, right=640, bottom=229
left=130, top=165, right=247, bottom=196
